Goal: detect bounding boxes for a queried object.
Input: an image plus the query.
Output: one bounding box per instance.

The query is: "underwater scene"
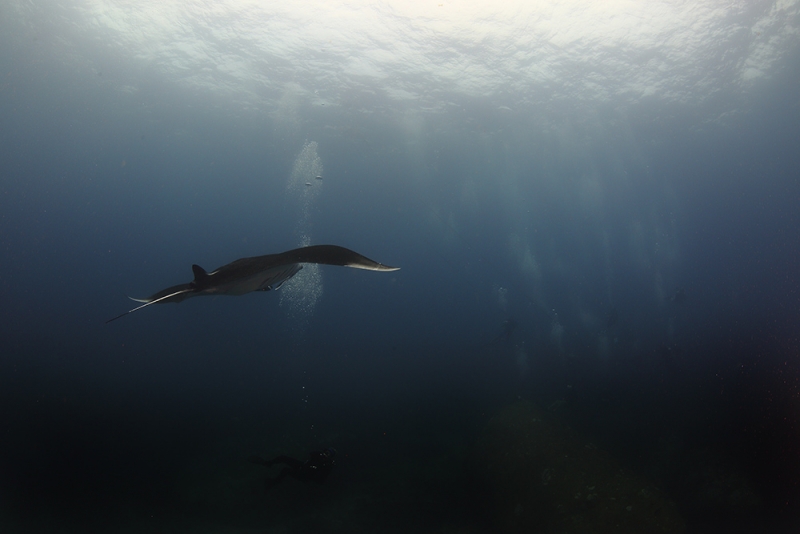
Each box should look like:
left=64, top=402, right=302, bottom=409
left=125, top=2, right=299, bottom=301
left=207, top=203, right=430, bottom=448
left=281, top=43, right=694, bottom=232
left=1, top=2, right=799, bottom=533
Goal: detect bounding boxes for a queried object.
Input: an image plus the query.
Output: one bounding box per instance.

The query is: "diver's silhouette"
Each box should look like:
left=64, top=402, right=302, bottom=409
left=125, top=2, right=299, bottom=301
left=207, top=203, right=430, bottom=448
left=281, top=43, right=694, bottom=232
left=490, top=319, right=518, bottom=345
left=670, top=287, right=686, bottom=305
left=248, top=448, right=336, bottom=487
left=605, top=308, right=619, bottom=330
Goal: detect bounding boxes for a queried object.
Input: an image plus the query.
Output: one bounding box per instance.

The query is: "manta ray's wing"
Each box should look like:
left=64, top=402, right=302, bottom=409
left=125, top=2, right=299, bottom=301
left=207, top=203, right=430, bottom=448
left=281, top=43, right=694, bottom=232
left=253, top=264, right=303, bottom=292
left=274, top=244, right=399, bottom=271
left=129, top=284, right=197, bottom=304
left=183, top=260, right=304, bottom=296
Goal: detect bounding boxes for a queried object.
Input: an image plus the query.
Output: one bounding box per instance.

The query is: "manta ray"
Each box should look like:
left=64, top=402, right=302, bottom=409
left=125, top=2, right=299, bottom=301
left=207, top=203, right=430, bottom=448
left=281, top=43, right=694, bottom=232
left=107, top=245, right=398, bottom=323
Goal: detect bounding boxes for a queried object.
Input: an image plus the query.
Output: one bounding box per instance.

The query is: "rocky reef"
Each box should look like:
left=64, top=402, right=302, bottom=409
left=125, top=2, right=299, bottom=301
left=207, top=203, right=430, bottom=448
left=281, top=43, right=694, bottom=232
left=467, top=401, right=685, bottom=533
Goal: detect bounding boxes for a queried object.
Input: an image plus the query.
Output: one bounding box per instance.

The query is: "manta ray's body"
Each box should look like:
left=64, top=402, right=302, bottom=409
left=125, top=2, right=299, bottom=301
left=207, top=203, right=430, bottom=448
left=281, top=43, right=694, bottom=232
left=107, top=245, right=398, bottom=323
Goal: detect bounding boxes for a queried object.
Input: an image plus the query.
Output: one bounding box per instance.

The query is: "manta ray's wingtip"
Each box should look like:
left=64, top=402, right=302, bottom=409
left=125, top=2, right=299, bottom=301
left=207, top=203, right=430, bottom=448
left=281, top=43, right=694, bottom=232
left=347, top=262, right=400, bottom=272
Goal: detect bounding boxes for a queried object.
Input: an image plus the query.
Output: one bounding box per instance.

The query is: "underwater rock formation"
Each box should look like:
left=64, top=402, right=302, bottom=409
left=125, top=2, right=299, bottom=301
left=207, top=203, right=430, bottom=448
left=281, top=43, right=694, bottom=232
left=468, top=401, right=685, bottom=533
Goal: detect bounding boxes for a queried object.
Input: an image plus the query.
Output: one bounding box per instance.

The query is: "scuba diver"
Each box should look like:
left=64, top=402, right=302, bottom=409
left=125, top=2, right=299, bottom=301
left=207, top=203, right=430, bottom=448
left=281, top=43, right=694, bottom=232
left=490, top=319, right=518, bottom=345
left=605, top=308, right=619, bottom=330
left=248, top=447, right=336, bottom=487
left=670, top=287, right=686, bottom=305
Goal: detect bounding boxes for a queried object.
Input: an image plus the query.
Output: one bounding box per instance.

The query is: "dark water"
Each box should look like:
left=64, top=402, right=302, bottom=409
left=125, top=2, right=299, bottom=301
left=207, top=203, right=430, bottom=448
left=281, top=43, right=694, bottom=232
left=1, top=3, right=799, bottom=533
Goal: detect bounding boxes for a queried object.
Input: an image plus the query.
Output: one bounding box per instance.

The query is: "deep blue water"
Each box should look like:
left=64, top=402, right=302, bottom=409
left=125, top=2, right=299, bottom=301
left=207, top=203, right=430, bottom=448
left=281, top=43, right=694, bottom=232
left=1, top=2, right=799, bottom=533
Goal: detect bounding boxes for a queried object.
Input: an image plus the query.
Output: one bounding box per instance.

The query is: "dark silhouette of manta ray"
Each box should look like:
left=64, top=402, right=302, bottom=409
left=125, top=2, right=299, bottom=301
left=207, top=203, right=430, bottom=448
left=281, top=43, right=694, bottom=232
left=107, top=245, right=398, bottom=323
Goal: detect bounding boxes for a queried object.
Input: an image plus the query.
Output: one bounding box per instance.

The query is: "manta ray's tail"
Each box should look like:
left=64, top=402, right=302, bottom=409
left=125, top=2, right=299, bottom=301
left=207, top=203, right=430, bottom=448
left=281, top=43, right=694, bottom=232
left=106, top=285, right=194, bottom=323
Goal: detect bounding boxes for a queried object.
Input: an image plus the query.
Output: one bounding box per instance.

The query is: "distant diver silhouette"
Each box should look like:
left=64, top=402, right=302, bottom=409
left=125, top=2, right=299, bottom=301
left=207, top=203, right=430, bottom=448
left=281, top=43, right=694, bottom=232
left=248, top=448, right=336, bottom=488
left=490, top=319, right=518, bottom=345
left=670, top=287, right=686, bottom=305
left=605, top=308, right=619, bottom=330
